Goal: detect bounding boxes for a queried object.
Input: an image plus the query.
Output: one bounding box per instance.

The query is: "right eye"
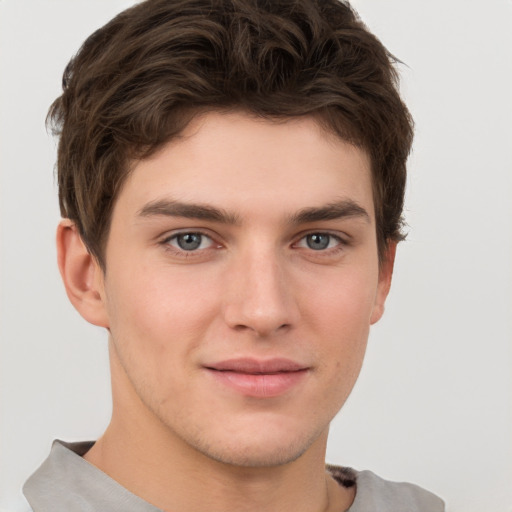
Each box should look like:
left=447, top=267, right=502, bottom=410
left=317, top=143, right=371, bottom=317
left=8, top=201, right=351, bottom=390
left=165, top=232, right=215, bottom=252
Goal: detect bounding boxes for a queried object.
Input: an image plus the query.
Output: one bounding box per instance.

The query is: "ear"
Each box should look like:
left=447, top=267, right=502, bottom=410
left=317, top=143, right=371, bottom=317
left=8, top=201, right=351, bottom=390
left=56, top=219, right=109, bottom=328
left=370, top=241, right=397, bottom=325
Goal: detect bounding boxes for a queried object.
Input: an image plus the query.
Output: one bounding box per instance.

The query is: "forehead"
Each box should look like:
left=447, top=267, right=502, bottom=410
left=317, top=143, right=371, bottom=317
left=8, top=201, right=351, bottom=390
left=118, top=111, right=374, bottom=222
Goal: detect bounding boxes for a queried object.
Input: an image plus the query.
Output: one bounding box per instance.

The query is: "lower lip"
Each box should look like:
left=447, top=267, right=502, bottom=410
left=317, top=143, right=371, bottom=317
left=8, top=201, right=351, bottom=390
left=206, top=369, right=309, bottom=398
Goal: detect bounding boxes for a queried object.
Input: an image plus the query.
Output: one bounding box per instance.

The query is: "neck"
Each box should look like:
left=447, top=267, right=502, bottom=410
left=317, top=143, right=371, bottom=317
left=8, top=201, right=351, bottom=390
left=85, top=423, right=353, bottom=512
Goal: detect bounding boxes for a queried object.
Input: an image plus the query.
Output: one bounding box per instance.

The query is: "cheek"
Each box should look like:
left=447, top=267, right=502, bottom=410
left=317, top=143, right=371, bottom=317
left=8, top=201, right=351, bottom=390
left=302, top=268, right=377, bottom=391
left=103, top=268, right=224, bottom=412
left=103, top=264, right=220, bottom=366
left=304, top=267, right=378, bottom=339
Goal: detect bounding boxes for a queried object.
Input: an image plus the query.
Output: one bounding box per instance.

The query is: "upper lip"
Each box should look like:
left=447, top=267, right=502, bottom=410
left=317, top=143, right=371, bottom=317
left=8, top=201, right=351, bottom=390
left=205, top=358, right=308, bottom=374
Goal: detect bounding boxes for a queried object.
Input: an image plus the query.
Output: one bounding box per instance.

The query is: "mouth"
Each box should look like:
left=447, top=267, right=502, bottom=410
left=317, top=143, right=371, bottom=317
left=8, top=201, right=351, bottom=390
left=204, top=358, right=310, bottom=398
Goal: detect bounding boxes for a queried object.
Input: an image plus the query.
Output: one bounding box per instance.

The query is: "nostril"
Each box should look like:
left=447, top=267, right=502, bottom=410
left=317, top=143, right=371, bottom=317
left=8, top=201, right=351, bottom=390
left=222, top=284, right=299, bottom=336
left=231, top=322, right=291, bottom=336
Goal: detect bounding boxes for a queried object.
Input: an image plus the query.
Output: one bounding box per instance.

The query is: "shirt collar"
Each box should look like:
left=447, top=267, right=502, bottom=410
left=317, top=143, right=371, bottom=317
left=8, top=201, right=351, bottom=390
left=23, top=440, right=163, bottom=512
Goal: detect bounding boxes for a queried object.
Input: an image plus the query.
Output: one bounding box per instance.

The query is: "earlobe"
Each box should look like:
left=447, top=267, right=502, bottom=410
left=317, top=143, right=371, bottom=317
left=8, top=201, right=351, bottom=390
left=56, top=219, right=109, bottom=328
left=370, top=241, right=397, bottom=325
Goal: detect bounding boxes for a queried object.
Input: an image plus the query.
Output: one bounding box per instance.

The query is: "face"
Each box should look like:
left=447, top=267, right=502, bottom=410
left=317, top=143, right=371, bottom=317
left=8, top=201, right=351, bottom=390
left=94, top=111, right=392, bottom=467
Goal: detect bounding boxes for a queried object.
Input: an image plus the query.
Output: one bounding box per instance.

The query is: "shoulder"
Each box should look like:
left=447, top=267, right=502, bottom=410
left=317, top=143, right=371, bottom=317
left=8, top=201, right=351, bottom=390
left=327, top=465, right=445, bottom=512
left=23, top=440, right=161, bottom=512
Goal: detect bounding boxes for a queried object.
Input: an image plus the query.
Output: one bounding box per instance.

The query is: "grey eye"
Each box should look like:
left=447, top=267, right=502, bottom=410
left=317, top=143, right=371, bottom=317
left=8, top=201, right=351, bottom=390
left=175, top=233, right=204, bottom=251
left=306, top=233, right=331, bottom=250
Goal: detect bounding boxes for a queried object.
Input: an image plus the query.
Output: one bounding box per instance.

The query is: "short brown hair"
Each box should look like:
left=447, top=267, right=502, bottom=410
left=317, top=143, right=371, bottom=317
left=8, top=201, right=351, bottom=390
left=48, top=0, right=413, bottom=267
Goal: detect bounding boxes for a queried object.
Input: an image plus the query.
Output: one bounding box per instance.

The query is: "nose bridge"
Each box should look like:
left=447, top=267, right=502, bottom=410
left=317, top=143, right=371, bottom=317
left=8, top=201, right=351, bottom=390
left=223, top=242, right=298, bottom=336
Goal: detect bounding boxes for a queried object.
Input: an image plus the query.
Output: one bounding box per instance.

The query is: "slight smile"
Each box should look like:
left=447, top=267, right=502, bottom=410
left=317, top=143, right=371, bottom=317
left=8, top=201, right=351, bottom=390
left=204, top=358, right=310, bottom=398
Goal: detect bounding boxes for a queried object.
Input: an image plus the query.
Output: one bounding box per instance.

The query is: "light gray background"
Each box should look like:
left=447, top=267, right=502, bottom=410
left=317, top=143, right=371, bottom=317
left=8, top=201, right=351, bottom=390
left=1, top=1, right=511, bottom=511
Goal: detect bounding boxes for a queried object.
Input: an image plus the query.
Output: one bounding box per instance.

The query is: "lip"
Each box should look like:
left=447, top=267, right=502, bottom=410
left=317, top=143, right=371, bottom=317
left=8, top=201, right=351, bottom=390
left=204, top=358, right=310, bottom=398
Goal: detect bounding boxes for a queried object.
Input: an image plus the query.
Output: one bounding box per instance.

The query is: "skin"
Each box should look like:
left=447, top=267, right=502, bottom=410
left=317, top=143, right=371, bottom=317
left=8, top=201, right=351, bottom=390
left=58, top=111, right=395, bottom=512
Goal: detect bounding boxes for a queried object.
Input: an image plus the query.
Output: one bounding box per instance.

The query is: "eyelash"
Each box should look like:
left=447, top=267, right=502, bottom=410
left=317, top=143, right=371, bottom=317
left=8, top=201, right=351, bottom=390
left=159, top=230, right=349, bottom=258
left=294, top=232, right=347, bottom=253
left=160, top=231, right=217, bottom=257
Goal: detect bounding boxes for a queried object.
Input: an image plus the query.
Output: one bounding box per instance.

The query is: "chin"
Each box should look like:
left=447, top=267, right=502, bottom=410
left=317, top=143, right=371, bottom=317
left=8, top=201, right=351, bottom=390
left=172, top=417, right=329, bottom=468
left=194, top=437, right=313, bottom=468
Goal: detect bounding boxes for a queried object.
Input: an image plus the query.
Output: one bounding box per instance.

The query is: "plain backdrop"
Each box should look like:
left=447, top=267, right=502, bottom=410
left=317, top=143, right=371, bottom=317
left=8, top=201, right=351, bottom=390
left=1, top=1, right=511, bottom=511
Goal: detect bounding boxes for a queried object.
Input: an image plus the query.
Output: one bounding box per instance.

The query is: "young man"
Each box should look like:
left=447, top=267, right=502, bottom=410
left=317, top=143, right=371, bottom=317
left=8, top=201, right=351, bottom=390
left=23, top=0, right=444, bottom=510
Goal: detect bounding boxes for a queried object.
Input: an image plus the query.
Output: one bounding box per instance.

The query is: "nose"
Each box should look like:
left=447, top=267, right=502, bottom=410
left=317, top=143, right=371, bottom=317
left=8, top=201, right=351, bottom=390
left=222, top=247, right=299, bottom=337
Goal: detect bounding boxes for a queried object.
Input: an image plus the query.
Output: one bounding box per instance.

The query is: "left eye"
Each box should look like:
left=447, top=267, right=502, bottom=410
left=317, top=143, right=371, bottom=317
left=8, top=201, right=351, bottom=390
left=167, top=232, right=214, bottom=251
left=296, top=233, right=341, bottom=251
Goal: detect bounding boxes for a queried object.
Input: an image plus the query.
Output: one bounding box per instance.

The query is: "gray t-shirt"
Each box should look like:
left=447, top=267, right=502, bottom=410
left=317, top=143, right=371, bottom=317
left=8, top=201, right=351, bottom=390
left=23, top=440, right=445, bottom=512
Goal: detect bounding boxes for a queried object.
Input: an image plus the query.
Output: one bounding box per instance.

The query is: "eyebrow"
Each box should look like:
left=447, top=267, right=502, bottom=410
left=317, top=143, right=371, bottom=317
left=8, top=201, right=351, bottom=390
left=138, top=199, right=240, bottom=224
left=137, top=198, right=370, bottom=225
left=289, top=199, right=371, bottom=224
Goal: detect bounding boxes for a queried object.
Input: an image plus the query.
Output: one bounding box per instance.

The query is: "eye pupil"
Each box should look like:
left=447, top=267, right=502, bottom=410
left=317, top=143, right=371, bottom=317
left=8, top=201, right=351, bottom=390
left=177, top=233, right=202, bottom=250
left=307, top=233, right=330, bottom=250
